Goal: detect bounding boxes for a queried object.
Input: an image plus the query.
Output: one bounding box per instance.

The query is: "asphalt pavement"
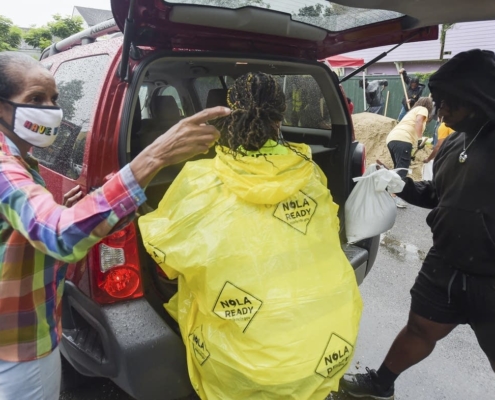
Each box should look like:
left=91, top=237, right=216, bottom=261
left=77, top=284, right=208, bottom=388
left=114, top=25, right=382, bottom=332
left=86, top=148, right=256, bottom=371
left=60, top=203, right=495, bottom=400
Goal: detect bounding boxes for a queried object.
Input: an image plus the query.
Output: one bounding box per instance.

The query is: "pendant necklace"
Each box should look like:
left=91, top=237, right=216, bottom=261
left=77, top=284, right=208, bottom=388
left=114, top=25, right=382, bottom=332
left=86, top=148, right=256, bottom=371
left=459, top=120, right=490, bottom=163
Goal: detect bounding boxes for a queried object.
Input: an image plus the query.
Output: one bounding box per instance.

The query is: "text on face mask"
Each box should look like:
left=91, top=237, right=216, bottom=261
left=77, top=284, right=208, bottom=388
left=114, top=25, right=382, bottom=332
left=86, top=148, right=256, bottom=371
left=23, top=120, right=59, bottom=136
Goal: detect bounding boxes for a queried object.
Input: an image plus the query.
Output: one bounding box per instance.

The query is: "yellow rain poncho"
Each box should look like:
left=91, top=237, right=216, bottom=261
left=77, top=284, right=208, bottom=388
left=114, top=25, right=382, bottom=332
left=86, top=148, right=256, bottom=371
left=139, top=141, right=362, bottom=400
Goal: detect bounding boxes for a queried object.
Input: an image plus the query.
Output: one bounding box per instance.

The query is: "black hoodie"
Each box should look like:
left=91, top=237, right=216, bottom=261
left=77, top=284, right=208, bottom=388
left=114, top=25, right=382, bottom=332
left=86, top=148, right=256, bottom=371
left=399, top=49, right=495, bottom=276
left=400, top=125, right=495, bottom=276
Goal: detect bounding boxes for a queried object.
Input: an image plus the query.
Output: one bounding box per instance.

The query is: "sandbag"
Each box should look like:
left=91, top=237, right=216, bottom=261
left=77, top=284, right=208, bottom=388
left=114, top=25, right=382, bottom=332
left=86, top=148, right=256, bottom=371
left=139, top=145, right=362, bottom=400
left=422, top=160, right=434, bottom=181
left=345, top=164, right=405, bottom=243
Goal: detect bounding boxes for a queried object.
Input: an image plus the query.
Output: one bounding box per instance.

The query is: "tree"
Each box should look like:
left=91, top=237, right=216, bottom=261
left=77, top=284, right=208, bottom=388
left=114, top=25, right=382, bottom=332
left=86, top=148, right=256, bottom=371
left=296, top=3, right=351, bottom=17
left=0, top=15, right=22, bottom=51
left=297, top=4, right=324, bottom=17
left=439, top=23, right=455, bottom=61
left=24, top=26, right=52, bottom=50
left=23, top=14, right=84, bottom=51
left=48, top=14, right=84, bottom=39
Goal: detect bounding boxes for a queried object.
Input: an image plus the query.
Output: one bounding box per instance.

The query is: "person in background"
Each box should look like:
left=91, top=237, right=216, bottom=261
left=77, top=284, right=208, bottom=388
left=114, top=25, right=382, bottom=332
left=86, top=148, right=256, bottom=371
left=340, top=49, right=495, bottom=400
left=0, top=51, right=229, bottom=400
left=385, top=97, right=434, bottom=208
left=359, top=78, right=388, bottom=115
left=347, top=97, right=354, bottom=115
left=397, top=68, right=426, bottom=121
left=423, top=118, right=455, bottom=163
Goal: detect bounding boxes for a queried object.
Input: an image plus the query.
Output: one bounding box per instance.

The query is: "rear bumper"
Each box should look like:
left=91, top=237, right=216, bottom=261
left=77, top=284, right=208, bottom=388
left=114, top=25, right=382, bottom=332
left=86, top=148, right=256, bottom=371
left=344, top=235, right=380, bottom=285
left=60, top=281, right=193, bottom=400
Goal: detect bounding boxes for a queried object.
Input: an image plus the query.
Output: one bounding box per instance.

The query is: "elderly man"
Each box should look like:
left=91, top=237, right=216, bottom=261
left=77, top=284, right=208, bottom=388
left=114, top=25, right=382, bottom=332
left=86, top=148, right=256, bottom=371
left=340, top=49, right=495, bottom=399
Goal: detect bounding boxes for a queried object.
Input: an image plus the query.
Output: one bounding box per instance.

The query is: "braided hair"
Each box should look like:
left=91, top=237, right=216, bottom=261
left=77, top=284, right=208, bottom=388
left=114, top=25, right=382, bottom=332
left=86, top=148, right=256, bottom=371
left=214, top=72, right=286, bottom=153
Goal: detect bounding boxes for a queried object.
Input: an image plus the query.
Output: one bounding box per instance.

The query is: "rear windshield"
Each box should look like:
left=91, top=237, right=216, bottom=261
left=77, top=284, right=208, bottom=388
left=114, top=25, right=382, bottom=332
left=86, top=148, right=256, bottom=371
left=164, top=1, right=403, bottom=32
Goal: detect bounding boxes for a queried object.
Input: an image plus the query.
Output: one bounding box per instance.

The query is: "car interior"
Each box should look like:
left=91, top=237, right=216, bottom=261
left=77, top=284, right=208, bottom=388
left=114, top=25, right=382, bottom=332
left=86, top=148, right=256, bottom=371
left=121, top=55, right=355, bottom=302
left=126, top=56, right=352, bottom=215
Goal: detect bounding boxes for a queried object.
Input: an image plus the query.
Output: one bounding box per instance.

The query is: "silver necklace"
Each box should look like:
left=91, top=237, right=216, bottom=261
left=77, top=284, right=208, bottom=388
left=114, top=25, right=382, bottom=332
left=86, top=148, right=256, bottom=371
left=459, top=121, right=490, bottom=163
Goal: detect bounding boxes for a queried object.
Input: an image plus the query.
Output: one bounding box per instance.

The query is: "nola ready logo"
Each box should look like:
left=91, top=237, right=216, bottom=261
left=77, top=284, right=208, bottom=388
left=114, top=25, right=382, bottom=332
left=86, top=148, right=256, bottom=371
left=146, top=242, right=165, bottom=265
left=316, top=333, right=354, bottom=379
left=273, top=191, right=317, bottom=234
left=188, top=325, right=210, bottom=365
left=213, top=282, right=263, bottom=332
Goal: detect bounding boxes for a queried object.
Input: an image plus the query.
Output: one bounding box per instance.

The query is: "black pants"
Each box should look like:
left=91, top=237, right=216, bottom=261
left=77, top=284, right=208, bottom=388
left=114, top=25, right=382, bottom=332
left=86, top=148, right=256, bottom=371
left=387, top=140, right=412, bottom=179
left=411, top=247, right=495, bottom=360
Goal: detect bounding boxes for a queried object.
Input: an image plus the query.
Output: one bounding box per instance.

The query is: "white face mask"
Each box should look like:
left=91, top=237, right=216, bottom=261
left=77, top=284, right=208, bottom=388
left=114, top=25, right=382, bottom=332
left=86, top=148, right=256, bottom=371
left=0, top=97, right=63, bottom=148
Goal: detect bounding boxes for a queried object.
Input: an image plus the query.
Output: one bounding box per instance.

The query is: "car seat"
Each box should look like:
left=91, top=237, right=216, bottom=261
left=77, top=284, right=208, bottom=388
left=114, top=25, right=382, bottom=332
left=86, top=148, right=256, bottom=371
left=138, top=94, right=182, bottom=150
left=205, top=88, right=228, bottom=108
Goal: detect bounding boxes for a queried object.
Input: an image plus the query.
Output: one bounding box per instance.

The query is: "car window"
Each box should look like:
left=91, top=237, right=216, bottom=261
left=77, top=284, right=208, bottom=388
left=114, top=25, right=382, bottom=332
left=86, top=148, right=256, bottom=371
left=33, top=55, right=109, bottom=180
left=166, top=1, right=403, bottom=32
left=158, top=86, right=184, bottom=116
left=139, top=85, right=150, bottom=119
left=282, top=74, right=331, bottom=129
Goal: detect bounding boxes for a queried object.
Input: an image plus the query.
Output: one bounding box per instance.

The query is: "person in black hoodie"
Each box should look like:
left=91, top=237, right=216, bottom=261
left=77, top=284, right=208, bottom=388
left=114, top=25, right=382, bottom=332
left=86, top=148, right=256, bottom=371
left=340, top=49, right=495, bottom=400
left=397, top=69, right=426, bottom=121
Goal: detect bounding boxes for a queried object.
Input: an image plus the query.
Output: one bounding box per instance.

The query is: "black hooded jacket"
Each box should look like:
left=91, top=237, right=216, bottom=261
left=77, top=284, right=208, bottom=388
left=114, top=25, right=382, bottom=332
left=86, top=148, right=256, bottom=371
left=399, top=50, right=495, bottom=276
left=400, top=125, right=495, bottom=276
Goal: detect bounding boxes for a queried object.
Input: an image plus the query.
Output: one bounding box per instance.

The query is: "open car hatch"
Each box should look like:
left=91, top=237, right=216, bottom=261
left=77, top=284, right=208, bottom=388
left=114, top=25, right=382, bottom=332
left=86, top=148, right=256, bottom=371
left=110, top=0, right=438, bottom=60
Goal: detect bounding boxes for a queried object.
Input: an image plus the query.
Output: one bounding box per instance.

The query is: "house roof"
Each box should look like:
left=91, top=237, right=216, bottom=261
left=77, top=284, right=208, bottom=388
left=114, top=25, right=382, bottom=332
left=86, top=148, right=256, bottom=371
left=343, top=20, right=495, bottom=63
left=73, top=6, right=113, bottom=27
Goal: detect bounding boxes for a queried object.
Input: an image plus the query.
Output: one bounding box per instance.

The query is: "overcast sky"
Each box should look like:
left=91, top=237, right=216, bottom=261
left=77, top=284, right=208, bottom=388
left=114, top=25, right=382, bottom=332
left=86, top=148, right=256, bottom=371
left=3, top=0, right=112, bottom=27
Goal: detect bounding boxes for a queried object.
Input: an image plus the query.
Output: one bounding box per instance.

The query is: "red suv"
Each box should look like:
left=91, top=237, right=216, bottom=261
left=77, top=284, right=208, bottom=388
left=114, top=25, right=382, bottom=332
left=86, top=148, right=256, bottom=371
left=37, top=1, right=437, bottom=399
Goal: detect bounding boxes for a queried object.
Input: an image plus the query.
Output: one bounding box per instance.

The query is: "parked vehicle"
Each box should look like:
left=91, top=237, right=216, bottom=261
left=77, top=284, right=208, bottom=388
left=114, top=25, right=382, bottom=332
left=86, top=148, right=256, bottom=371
left=37, top=1, right=438, bottom=398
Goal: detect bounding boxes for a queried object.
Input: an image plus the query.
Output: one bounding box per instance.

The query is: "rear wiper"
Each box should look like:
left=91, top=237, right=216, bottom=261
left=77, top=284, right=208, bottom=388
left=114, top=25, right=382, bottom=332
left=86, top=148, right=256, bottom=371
left=339, top=31, right=422, bottom=83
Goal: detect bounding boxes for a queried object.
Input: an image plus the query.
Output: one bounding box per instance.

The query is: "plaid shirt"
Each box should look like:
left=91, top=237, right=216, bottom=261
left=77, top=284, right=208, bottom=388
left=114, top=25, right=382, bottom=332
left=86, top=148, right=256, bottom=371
left=0, top=133, right=146, bottom=362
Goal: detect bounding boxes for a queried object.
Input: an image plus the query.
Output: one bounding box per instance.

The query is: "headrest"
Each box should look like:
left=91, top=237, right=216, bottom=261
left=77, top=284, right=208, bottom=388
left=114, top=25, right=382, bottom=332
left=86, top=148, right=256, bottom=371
left=151, top=95, right=181, bottom=120
left=206, top=88, right=228, bottom=108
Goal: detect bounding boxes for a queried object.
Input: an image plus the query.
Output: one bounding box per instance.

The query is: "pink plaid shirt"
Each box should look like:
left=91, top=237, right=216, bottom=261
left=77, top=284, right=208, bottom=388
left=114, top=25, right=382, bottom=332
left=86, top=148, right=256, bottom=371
left=0, top=133, right=146, bottom=362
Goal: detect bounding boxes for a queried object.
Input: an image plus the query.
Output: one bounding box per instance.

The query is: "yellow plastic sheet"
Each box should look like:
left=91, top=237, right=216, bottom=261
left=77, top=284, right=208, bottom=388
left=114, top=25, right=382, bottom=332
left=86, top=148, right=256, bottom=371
left=139, top=143, right=362, bottom=400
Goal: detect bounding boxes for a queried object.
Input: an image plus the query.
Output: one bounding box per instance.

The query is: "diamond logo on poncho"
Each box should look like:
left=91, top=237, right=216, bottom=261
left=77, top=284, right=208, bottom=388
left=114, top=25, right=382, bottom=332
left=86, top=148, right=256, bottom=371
left=316, top=333, right=354, bottom=378
left=273, top=191, right=317, bottom=234
left=213, top=282, right=263, bottom=332
left=147, top=243, right=165, bottom=264
left=189, top=325, right=210, bottom=365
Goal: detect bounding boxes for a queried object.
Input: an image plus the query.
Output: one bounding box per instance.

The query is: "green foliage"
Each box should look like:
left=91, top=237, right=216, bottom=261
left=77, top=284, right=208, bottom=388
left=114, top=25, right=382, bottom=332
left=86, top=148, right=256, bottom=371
left=24, top=26, right=52, bottom=50
left=297, top=4, right=324, bottom=17
left=7, top=26, right=22, bottom=49
left=0, top=15, right=22, bottom=51
left=47, top=14, right=84, bottom=39
left=296, top=3, right=349, bottom=17
left=23, top=14, right=84, bottom=51
left=413, top=71, right=436, bottom=82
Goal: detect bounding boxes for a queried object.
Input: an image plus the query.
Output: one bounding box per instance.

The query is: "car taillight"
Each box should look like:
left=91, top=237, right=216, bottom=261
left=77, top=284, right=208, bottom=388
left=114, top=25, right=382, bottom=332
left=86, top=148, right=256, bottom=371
left=89, top=223, right=143, bottom=304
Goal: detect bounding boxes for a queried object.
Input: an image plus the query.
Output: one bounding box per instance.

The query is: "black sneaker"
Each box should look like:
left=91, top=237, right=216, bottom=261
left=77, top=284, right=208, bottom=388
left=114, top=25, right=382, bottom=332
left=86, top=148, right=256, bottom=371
left=339, top=367, right=395, bottom=400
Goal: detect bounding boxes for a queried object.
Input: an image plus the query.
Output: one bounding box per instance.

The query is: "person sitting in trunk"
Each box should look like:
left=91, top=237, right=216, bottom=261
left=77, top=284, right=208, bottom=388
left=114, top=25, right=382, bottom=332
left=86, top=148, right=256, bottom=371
left=397, top=69, right=426, bottom=121
left=359, top=78, right=388, bottom=115
left=139, top=72, right=362, bottom=400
